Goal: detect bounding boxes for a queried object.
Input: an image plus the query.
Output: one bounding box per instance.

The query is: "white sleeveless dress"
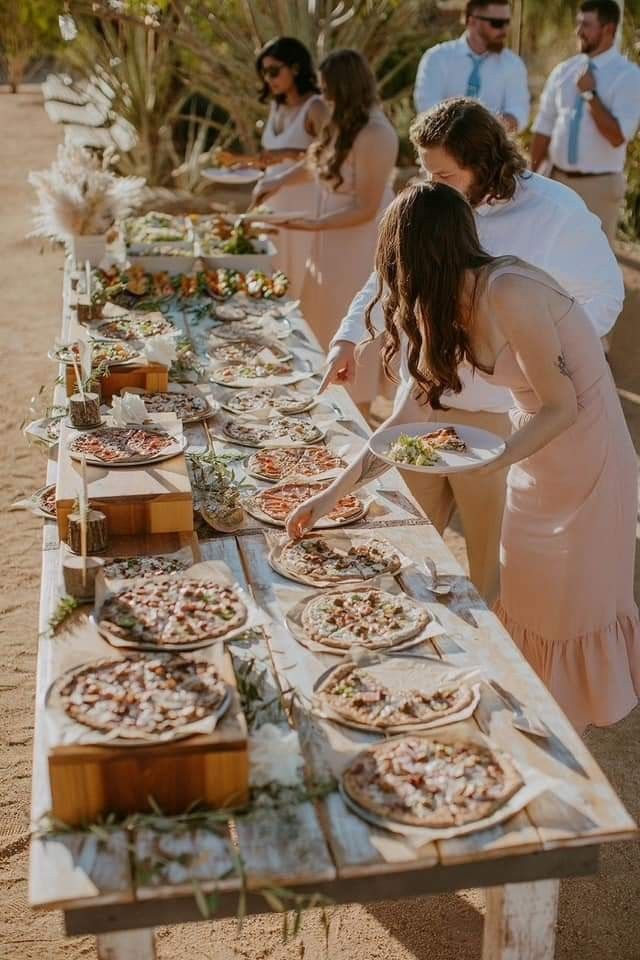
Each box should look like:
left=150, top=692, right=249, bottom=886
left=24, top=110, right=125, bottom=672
left=261, top=97, right=322, bottom=297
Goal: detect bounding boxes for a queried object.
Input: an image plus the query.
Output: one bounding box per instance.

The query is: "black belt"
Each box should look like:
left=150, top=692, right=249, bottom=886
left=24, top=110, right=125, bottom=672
left=552, top=166, right=618, bottom=179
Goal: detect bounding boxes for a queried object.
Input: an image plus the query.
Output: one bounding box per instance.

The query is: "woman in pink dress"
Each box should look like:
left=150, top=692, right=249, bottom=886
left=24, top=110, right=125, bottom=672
left=255, top=38, right=328, bottom=298
left=253, top=49, right=398, bottom=411
left=286, top=181, right=639, bottom=733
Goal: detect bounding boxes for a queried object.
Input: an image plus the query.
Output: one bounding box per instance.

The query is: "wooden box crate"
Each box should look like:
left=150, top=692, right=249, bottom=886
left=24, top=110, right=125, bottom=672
left=48, top=653, right=249, bottom=827
left=65, top=361, right=169, bottom=401
left=55, top=419, right=194, bottom=540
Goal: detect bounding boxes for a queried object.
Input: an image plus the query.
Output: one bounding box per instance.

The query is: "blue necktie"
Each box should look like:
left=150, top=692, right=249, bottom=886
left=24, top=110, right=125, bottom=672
left=567, top=60, right=595, bottom=166
left=466, top=53, right=484, bottom=98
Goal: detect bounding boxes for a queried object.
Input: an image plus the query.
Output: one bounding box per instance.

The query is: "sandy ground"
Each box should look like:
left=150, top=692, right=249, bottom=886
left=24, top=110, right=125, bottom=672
left=0, top=92, right=639, bottom=960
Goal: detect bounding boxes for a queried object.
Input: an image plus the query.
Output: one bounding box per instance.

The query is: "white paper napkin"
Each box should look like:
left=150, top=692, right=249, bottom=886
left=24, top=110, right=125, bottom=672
left=111, top=392, right=148, bottom=426
left=143, top=334, right=178, bottom=367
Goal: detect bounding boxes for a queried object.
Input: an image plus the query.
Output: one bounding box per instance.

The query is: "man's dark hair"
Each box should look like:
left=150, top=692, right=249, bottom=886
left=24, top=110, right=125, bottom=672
left=579, top=0, right=620, bottom=26
left=465, top=0, right=510, bottom=19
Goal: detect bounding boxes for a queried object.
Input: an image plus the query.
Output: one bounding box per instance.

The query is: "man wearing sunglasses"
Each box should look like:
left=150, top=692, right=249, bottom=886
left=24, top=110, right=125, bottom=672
left=414, top=0, right=529, bottom=133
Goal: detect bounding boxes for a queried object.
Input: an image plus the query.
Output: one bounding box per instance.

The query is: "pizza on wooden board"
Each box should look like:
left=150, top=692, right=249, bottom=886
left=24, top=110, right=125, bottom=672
left=98, top=577, right=247, bottom=647
left=68, top=426, right=179, bottom=464
left=316, top=662, right=474, bottom=729
left=250, top=481, right=362, bottom=526
left=97, top=312, right=175, bottom=340
left=57, top=653, right=229, bottom=736
left=278, top=536, right=400, bottom=583
left=342, top=735, right=523, bottom=827
left=301, top=588, right=429, bottom=650
left=247, top=445, right=345, bottom=481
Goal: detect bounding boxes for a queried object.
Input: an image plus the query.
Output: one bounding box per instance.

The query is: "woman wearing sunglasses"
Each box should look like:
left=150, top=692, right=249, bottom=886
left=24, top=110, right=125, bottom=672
left=286, top=181, right=639, bottom=734
left=255, top=37, right=329, bottom=297
left=253, top=48, right=398, bottom=411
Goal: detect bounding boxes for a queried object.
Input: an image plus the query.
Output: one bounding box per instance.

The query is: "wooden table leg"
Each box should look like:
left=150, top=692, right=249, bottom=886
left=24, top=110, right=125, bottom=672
left=96, top=929, right=156, bottom=960
left=482, top=880, right=560, bottom=960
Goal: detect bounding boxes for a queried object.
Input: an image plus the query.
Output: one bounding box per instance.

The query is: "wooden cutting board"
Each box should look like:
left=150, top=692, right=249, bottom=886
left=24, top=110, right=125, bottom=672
left=47, top=642, right=249, bottom=826
left=55, top=415, right=194, bottom=540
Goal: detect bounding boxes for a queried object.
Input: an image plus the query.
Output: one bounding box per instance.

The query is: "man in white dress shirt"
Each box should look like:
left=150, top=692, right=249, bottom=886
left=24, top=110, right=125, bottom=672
left=321, top=99, right=623, bottom=602
left=531, top=0, right=640, bottom=245
left=414, top=0, right=530, bottom=132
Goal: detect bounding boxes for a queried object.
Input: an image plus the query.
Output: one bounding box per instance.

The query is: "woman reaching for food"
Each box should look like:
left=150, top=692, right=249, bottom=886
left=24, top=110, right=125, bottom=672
left=252, top=48, right=398, bottom=412
left=286, top=181, right=639, bottom=734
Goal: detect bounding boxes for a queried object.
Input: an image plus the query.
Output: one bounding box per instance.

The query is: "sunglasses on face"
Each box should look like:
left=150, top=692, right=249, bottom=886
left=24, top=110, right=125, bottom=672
left=262, top=64, right=284, bottom=79
left=473, top=14, right=511, bottom=27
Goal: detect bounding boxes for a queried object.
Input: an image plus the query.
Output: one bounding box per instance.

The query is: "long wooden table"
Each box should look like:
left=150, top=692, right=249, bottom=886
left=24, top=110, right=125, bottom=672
left=29, top=262, right=638, bottom=960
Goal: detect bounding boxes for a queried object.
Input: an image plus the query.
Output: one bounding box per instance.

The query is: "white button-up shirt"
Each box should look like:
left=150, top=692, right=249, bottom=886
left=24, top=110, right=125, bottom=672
left=414, top=35, right=530, bottom=132
left=331, top=172, right=624, bottom=413
left=533, top=46, right=640, bottom=173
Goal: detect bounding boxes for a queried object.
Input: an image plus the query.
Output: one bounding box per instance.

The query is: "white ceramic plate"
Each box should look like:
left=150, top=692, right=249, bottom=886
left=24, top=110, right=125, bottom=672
left=369, top=422, right=506, bottom=475
left=202, top=167, right=262, bottom=185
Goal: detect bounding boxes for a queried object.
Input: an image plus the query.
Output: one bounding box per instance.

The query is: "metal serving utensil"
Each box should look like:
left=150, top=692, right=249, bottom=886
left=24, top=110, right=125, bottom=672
left=423, top=557, right=452, bottom=596
left=488, top=679, right=549, bottom=739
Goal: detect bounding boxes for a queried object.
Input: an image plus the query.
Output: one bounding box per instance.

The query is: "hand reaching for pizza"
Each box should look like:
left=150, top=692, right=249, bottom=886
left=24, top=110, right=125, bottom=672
left=286, top=487, right=339, bottom=539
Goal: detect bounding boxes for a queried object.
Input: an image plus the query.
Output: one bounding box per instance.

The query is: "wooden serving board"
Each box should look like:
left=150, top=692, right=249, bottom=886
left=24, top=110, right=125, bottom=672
left=48, top=642, right=248, bottom=827
left=55, top=417, right=194, bottom=540
left=65, top=361, right=169, bottom=401
left=62, top=308, right=169, bottom=399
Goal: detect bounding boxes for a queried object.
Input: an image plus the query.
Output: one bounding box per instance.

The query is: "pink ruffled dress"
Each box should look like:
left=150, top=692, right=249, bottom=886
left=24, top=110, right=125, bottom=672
left=478, top=262, right=640, bottom=733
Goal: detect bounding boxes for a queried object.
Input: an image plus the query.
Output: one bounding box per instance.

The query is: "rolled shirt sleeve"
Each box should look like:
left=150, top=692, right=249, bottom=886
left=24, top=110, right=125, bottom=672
left=502, top=55, right=530, bottom=131
left=608, top=66, right=640, bottom=142
left=330, top=271, right=382, bottom=347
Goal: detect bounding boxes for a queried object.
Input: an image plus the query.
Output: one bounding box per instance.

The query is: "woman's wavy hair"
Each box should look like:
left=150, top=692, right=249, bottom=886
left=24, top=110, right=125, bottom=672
left=410, top=98, right=528, bottom=206
left=364, top=180, right=496, bottom=409
left=309, top=48, right=377, bottom=189
left=255, top=37, right=319, bottom=105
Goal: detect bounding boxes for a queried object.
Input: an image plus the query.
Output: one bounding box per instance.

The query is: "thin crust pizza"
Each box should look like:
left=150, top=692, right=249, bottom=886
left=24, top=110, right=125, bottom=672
left=301, top=588, right=428, bottom=650
left=127, top=390, right=211, bottom=422
left=96, top=312, right=175, bottom=341
left=422, top=427, right=467, bottom=452
left=247, top=481, right=363, bottom=527
left=98, top=577, right=247, bottom=648
left=212, top=361, right=294, bottom=385
left=102, top=556, right=190, bottom=580
left=35, top=483, right=57, bottom=518
left=222, top=416, right=322, bottom=447
left=342, top=736, right=523, bottom=828
left=223, top=388, right=314, bottom=416
left=277, top=536, right=400, bottom=584
left=208, top=339, right=289, bottom=365
left=316, top=663, right=474, bottom=729
left=56, top=341, right=138, bottom=367
left=68, top=426, right=181, bottom=464
left=247, top=445, right=345, bottom=481
left=56, top=653, right=229, bottom=737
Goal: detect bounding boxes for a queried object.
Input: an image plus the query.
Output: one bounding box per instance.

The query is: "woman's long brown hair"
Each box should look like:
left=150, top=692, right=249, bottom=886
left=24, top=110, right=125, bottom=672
left=309, top=48, right=377, bottom=189
left=364, top=181, right=496, bottom=409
